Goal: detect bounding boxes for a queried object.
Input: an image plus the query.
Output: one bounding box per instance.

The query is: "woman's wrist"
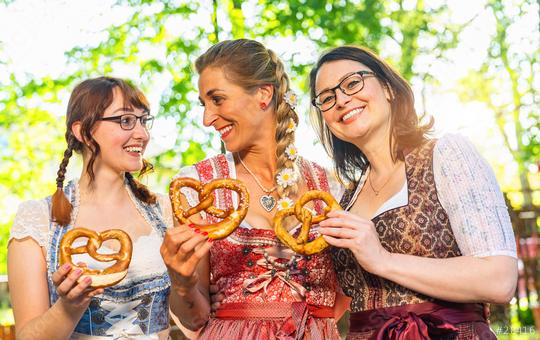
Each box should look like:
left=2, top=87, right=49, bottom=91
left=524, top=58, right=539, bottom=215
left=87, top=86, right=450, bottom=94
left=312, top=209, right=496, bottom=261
left=371, top=250, right=396, bottom=277
left=55, top=297, right=88, bottom=318
left=172, top=280, right=199, bottom=298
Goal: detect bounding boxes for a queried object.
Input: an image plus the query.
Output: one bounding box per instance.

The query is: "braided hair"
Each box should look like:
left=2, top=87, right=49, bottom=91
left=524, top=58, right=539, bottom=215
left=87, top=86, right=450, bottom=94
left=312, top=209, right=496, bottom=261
left=51, top=77, right=156, bottom=226
left=195, top=39, right=299, bottom=198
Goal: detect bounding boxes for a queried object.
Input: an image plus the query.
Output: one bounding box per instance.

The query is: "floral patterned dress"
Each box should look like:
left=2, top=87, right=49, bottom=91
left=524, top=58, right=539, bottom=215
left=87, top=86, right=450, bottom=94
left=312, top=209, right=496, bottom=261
left=177, top=153, right=343, bottom=339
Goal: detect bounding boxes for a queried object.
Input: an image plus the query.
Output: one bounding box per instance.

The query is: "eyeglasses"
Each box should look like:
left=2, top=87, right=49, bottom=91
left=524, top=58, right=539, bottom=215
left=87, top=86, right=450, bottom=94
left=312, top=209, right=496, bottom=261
left=312, top=71, right=376, bottom=112
left=100, top=113, right=154, bottom=130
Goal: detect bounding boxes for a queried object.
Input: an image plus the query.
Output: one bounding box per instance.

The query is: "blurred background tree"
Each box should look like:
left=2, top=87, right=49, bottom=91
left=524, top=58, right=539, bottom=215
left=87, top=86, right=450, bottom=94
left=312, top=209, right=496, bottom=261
left=1, top=0, right=538, bottom=333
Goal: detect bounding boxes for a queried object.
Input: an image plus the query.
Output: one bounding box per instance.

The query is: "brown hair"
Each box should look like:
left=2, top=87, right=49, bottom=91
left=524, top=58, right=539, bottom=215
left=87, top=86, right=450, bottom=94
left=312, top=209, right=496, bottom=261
left=52, top=76, right=156, bottom=225
left=309, top=46, right=433, bottom=184
left=195, top=39, right=299, bottom=198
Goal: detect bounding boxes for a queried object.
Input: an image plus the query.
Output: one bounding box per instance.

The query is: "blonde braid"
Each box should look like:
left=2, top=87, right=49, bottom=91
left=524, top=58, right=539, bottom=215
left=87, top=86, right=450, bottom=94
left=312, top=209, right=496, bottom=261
left=267, top=49, right=299, bottom=199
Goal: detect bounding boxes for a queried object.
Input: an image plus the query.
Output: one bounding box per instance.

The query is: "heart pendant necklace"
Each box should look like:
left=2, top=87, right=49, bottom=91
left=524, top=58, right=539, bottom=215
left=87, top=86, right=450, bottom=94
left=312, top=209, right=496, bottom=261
left=260, top=195, right=277, bottom=212
left=236, top=153, right=278, bottom=212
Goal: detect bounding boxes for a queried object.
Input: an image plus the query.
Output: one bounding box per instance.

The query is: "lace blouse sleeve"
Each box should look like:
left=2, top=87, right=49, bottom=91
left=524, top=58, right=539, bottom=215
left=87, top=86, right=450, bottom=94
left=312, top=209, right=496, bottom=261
left=9, top=199, right=50, bottom=247
left=433, top=134, right=517, bottom=258
left=156, top=193, right=174, bottom=229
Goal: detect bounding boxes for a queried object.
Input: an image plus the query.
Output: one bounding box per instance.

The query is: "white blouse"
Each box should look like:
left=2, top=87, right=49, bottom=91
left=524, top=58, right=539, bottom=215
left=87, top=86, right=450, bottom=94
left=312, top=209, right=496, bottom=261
left=345, top=134, right=517, bottom=258
left=9, top=190, right=174, bottom=285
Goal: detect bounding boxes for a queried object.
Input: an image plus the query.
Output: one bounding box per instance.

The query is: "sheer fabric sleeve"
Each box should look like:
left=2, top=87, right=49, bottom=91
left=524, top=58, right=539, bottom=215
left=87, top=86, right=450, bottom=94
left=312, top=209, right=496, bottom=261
left=156, top=193, right=174, bottom=229
left=433, top=134, right=517, bottom=258
left=9, top=199, right=50, bottom=247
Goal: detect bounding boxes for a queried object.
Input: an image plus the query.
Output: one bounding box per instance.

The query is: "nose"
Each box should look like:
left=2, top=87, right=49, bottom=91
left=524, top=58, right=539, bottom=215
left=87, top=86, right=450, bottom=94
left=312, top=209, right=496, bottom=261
left=202, top=107, right=218, bottom=128
left=132, top=118, right=150, bottom=140
left=334, top=88, right=352, bottom=109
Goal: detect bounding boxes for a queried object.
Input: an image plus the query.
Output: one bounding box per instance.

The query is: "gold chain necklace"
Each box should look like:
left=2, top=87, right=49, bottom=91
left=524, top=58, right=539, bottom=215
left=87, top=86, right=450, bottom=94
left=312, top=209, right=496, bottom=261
left=367, top=163, right=399, bottom=196
left=236, top=154, right=277, bottom=212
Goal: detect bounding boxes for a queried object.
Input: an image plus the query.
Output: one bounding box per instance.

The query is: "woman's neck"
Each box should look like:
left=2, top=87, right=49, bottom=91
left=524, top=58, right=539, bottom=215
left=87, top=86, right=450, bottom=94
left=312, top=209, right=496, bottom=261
left=78, top=169, right=127, bottom=204
left=353, top=130, right=398, bottom=175
left=236, top=143, right=278, bottom=182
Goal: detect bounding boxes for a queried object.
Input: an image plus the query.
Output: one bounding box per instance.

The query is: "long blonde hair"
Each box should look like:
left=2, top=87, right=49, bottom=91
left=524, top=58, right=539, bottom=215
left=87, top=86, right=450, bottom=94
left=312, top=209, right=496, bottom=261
left=195, top=39, right=299, bottom=198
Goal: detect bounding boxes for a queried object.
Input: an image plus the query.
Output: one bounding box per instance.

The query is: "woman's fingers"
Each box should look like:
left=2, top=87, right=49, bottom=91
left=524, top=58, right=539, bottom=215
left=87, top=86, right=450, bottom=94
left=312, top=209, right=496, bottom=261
left=211, top=301, right=221, bottom=312
left=326, top=210, right=371, bottom=224
left=162, top=228, right=189, bottom=255
left=52, top=263, right=72, bottom=286
left=176, top=232, right=208, bottom=258
left=319, top=216, right=370, bottom=230
left=319, top=226, right=357, bottom=239
left=88, top=288, right=104, bottom=297
left=179, top=240, right=212, bottom=276
left=56, top=268, right=83, bottom=297
left=66, top=276, right=92, bottom=300
left=322, top=234, right=353, bottom=248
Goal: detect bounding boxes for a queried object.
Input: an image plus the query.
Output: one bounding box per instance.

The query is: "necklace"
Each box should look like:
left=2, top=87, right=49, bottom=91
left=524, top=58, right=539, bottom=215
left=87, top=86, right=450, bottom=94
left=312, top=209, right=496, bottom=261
left=367, top=165, right=398, bottom=196
left=236, top=154, right=277, bottom=212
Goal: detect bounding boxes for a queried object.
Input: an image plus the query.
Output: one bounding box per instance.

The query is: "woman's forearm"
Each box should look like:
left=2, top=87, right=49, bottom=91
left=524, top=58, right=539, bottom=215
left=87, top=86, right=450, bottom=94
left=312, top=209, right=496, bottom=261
left=16, top=299, right=86, bottom=340
left=169, top=283, right=211, bottom=331
left=377, top=254, right=517, bottom=304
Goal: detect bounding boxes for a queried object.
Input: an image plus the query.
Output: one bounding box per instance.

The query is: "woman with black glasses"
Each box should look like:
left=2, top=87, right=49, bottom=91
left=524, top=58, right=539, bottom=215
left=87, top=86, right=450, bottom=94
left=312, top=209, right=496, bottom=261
left=8, top=77, right=180, bottom=339
left=309, top=46, right=517, bottom=339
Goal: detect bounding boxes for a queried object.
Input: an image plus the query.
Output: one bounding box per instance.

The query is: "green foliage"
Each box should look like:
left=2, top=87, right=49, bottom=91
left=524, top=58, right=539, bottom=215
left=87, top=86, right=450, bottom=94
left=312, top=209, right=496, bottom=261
left=1, top=0, right=518, bottom=276
left=457, top=0, right=539, bottom=205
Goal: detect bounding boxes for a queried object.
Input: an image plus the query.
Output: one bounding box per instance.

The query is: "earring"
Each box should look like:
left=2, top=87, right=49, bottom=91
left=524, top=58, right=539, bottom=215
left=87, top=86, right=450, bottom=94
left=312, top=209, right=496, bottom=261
left=260, top=102, right=267, bottom=110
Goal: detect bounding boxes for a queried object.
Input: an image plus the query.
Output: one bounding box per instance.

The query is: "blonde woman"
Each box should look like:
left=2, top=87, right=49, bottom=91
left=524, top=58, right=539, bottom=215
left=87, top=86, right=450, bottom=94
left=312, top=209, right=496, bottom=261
left=161, top=39, right=344, bottom=339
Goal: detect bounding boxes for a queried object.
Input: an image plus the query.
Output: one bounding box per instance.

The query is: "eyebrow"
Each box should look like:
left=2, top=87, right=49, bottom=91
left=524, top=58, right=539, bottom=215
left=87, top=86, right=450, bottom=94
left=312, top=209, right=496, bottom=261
left=112, top=107, right=150, bottom=115
left=206, top=88, right=223, bottom=96
left=199, top=88, right=225, bottom=104
left=113, top=107, right=134, bottom=113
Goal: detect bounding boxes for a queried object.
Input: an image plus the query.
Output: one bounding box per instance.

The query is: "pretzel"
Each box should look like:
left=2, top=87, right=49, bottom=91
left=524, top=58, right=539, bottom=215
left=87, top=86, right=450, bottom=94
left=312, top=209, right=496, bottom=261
left=273, top=190, right=342, bottom=255
left=59, top=228, right=132, bottom=288
left=169, top=177, right=249, bottom=239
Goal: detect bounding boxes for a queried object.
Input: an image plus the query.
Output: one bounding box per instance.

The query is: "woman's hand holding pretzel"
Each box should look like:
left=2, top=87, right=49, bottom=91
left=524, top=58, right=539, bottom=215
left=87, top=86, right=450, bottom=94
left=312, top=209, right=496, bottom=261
left=51, top=262, right=104, bottom=312
left=318, top=210, right=392, bottom=275
left=160, top=227, right=212, bottom=297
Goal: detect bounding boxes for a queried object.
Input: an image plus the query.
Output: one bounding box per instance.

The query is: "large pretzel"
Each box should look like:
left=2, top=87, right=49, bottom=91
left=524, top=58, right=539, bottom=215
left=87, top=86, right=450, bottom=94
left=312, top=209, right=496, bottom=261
left=59, top=228, right=132, bottom=288
left=169, top=177, right=249, bottom=239
left=273, top=191, right=342, bottom=255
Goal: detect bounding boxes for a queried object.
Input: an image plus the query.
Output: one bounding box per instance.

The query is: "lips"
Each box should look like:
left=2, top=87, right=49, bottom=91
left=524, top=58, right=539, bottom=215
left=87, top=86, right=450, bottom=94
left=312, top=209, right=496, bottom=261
left=217, top=124, right=233, bottom=138
left=340, top=106, right=365, bottom=123
left=123, top=145, right=143, bottom=154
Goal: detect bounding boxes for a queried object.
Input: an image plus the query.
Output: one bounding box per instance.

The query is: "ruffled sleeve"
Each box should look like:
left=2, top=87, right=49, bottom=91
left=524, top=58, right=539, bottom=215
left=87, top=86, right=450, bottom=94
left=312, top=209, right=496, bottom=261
left=9, top=199, right=50, bottom=247
left=433, top=134, right=517, bottom=258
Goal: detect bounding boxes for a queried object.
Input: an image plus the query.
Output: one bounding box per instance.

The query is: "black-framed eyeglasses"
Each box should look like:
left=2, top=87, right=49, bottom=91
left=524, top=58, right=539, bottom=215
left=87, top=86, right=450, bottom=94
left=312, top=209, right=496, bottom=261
left=100, top=113, right=154, bottom=130
left=312, top=70, right=376, bottom=112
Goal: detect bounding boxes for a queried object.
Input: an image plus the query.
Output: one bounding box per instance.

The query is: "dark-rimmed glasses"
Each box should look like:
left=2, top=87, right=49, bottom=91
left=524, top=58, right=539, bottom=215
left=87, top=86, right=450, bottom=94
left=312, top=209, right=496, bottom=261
left=100, top=113, right=154, bottom=130
left=312, top=70, right=376, bottom=112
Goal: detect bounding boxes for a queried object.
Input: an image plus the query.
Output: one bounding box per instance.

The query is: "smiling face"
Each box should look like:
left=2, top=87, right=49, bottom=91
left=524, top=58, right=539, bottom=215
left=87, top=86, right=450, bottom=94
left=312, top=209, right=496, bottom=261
left=198, top=66, right=275, bottom=152
left=78, top=87, right=150, bottom=174
left=314, top=59, right=392, bottom=147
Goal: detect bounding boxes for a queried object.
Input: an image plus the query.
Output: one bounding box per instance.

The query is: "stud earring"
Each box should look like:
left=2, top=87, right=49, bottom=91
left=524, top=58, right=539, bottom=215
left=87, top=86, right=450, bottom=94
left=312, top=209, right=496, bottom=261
left=260, top=102, right=267, bottom=110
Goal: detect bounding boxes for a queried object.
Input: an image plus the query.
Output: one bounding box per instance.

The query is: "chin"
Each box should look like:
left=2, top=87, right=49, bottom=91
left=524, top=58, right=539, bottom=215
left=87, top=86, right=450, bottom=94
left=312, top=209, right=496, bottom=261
left=222, top=140, right=241, bottom=153
left=125, top=162, right=144, bottom=173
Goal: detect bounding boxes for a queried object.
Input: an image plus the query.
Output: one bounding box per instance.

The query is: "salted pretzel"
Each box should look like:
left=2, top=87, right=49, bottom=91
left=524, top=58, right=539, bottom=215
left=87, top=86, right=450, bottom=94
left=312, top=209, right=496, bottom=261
left=59, top=228, right=132, bottom=288
left=169, top=177, right=249, bottom=239
left=273, top=190, right=342, bottom=255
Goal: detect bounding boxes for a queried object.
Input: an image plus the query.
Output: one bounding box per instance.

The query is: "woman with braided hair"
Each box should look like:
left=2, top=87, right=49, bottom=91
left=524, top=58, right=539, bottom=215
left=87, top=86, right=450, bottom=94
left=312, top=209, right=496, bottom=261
left=161, top=39, right=344, bottom=339
left=8, top=77, right=180, bottom=339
